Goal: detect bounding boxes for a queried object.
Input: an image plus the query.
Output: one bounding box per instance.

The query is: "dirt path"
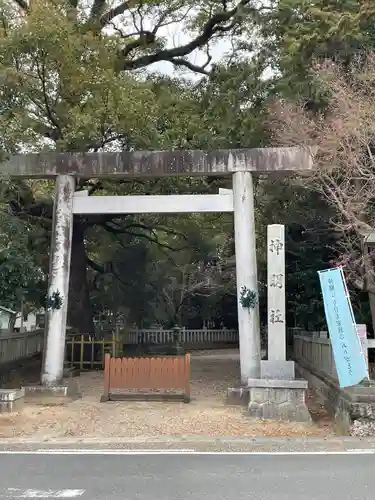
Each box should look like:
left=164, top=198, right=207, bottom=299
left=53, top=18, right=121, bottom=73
left=0, top=350, right=334, bottom=439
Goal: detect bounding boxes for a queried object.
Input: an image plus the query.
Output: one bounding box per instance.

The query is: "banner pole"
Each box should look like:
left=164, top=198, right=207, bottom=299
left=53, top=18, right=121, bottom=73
left=339, top=267, right=369, bottom=379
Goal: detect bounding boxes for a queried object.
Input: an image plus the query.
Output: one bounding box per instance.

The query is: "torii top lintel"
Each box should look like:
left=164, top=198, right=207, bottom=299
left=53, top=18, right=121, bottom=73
left=1, top=147, right=313, bottom=178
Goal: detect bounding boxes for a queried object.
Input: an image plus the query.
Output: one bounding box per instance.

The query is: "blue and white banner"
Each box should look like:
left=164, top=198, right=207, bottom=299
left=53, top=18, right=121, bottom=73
left=318, top=267, right=368, bottom=388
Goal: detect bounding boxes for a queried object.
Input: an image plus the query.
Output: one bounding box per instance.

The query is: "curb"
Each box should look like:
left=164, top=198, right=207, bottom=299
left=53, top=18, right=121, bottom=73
left=0, top=436, right=373, bottom=445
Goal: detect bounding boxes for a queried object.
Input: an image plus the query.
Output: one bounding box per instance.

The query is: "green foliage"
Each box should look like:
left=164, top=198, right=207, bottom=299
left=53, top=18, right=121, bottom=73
left=246, top=0, right=375, bottom=327
left=87, top=206, right=234, bottom=327
left=193, top=61, right=271, bottom=148
left=0, top=206, right=44, bottom=309
left=46, top=290, right=63, bottom=311
left=255, top=178, right=340, bottom=329
left=257, top=0, right=375, bottom=106
left=239, top=286, right=258, bottom=309
left=0, top=0, right=164, bottom=152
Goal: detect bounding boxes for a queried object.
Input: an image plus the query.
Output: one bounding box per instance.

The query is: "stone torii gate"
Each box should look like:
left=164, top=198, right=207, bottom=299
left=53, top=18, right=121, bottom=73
left=1, top=148, right=313, bottom=386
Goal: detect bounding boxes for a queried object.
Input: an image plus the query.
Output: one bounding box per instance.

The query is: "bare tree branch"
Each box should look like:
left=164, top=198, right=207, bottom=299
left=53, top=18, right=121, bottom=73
left=268, top=55, right=375, bottom=296
left=122, top=31, right=156, bottom=58
left=152, top=5, right=194, bottom=33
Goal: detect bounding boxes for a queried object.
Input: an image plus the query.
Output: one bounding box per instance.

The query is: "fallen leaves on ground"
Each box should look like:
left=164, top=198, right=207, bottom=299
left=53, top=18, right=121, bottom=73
left=0, top=351, right=334, bottom=439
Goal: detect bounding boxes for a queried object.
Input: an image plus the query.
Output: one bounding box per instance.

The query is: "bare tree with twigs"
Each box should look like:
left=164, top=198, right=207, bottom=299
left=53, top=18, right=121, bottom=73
left=268, top=55, right=375, bottom=326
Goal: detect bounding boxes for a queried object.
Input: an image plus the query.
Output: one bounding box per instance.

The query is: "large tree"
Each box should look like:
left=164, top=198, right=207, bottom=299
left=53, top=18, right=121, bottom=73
left=0, top=0, right=267, bottom=331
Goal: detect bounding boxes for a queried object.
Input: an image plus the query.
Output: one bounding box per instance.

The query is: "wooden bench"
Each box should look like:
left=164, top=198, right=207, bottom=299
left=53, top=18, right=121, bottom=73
left=101, top=353, right=190, bottom=402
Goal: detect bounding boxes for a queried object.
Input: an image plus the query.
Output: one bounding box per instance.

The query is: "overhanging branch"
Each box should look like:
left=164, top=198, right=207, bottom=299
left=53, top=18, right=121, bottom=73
left=103, top=222, right=189, bottom=252
left=121, top=0, right=250, bottom=71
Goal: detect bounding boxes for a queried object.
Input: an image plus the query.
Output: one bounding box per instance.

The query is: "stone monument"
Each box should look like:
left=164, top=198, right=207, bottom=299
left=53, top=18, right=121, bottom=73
left=247, top=224, right=311, bottom=422
left=261, top=224, right=295, bottom=379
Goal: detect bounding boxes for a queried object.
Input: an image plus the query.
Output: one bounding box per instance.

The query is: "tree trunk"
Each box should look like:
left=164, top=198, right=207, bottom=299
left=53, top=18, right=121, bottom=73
left=67, top=218, right=94, bottom=333
left=363, top=244, right=375, bottom=335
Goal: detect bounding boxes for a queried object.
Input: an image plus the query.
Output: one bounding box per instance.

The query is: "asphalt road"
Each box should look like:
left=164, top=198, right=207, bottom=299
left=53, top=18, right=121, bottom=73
left=0, top=453, right=373, bottom=500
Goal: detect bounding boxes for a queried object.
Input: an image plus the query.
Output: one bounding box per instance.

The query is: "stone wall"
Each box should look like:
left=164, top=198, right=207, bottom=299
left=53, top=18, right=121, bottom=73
left=293, top=331, right=338, bottom=380
left=293, top=331, right=375, bottom=436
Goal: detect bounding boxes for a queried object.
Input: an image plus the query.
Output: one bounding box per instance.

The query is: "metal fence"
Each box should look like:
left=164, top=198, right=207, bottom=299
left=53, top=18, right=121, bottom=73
left=0, top=330, right=44, bottom=366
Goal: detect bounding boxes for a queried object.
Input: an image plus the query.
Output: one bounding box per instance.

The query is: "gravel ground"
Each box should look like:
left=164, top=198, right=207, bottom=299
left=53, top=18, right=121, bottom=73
left=0, top=350, right=334, bottom=439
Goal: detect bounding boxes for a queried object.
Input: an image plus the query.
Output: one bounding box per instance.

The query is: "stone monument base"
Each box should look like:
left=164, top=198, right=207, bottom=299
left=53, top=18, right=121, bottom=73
left=247, top=378, right=311, bottom=422
left=261, top=360, right=295, bottom=380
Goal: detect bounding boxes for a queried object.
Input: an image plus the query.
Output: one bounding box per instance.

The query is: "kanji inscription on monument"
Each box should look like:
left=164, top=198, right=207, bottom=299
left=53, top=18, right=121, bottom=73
left=267, top=224, right=286, bottom=361
left=270, top=308, right=284, bottom=324
left=270, top=273, right=284, bottom=289
left=269, top=238, right=283, bottom=256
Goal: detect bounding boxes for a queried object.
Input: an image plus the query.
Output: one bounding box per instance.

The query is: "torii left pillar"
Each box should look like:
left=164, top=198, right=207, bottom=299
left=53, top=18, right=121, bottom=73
left=233, top=171, right=261, bottom=383
left=42, top=175, right=75, bottom=386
